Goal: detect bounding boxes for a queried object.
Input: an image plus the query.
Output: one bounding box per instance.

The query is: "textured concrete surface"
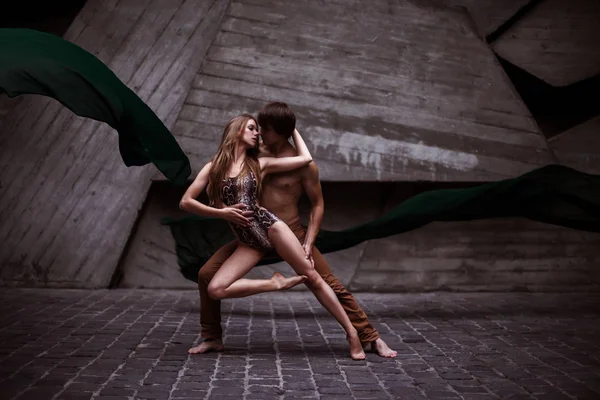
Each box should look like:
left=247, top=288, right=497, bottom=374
left=118, top=181, right=600, bottom=291
left=549, top=116, right=600, bottom=175
left=1, top=0, right=597, bottom=292
left=1, top=289, right=600, bottom=399
left=493, top=0, right=600, bottom=87
left=177, top=0, right=552, bottom=183
left=432, top=0, right=529, bottom=38
left=0, top=0, right=229, bottom=288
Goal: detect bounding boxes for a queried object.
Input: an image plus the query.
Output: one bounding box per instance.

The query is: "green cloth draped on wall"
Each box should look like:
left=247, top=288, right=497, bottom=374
left=163, top=165, right=600, bottom=283
left=0, top=28, right=190, bottom=185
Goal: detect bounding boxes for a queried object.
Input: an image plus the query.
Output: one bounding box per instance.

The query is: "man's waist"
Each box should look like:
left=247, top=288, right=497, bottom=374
left=287, top=220, right=306, bottom=238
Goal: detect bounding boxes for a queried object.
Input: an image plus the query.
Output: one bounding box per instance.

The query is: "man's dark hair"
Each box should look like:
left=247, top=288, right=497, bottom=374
left=258, top=102, right=296, bottom=139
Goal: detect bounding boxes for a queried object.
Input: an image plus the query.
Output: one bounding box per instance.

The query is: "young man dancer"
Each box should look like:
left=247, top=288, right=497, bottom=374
left=189, top=102, right=397, bottom=358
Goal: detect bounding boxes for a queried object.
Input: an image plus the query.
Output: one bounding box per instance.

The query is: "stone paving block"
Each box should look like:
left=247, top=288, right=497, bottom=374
left=423, top=389, right=462, bottom=398
left=16, top=386, right=64, bottom=400
left=211, top=386, right=246, bottom=395
left=55, top=393, right=94, bottom=400
left=172, top=394, right=208, bottom=400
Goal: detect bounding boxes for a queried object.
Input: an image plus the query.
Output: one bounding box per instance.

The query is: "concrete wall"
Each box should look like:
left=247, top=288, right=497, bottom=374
left=353, top=218, right=600, bottom=292
left=406, top=0, right=530, bottom=38
left=119, top=181, right=600, bottom=291
left=0, top=0, right=230, bottom=288
left=172, top=0, right=553, bottom=183
left=493, top=0, right=600, bottom=86
left=488, top=0, right=600, bottom=174
left=549, top=117, right=600, bottom=175
left=118, top=183, right=196, bottom=289
left=1, top=0, right=598, bottom=290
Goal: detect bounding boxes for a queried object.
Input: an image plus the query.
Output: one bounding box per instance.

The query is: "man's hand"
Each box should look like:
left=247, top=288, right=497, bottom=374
left=220, top=203, right=254, bottom=228
left=303, top=241, right=315, bottom=269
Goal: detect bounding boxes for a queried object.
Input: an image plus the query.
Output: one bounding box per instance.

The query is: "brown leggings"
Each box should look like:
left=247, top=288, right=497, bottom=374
left=197, top=222, right=380, bottom=344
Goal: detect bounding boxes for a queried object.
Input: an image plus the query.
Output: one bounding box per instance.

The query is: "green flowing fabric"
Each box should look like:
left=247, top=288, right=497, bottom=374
left=163, top=165, right=600, bottom=283
left=0, top=28, right=190, bottom=185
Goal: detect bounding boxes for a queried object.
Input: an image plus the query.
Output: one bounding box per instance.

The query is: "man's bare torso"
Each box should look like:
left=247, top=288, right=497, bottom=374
left=259, top=143, right=305, bottom=227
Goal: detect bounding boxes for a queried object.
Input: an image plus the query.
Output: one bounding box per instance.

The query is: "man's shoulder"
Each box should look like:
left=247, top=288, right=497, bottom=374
left=304, top=159, right=319, bottom=173
left=296, top=160, right=319, bottom=183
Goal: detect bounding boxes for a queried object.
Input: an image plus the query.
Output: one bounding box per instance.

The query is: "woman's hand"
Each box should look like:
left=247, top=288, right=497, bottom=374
left=220, top=203, right=254, bottom=227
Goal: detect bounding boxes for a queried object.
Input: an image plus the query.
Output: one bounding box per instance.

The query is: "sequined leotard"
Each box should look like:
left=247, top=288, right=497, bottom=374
left=221, top=171, right=280, bottom=251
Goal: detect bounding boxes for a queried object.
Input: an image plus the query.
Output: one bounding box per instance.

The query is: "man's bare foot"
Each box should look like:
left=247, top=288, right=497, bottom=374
left=347, top=331, right=366, bottom=360
left=271, top=272, right=307, bottom=290
left=369, top=338, right=397, bottom=358
left=188, top=339, right=224, bottom=354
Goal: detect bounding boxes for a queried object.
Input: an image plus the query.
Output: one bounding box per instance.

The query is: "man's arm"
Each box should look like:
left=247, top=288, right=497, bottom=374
left=301, top=162, right=324, bottom=265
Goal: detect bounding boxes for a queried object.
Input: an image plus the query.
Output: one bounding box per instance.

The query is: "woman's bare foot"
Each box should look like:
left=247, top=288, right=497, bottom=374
left=271, top=272, right=307, bottom=290
left=347, top=332, right=366, bottom=360
left=369, top=338, right=397, bottom=358
left=188, top=338, right=224, bottom=354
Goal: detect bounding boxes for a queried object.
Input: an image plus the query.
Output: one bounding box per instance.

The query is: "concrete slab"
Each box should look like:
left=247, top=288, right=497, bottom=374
left=548, top=116, right=600, bottom=175
left=0, top=0, right=229, bottom=288
left=493, top=0, right=600, bottom=86
left=178, top=0, right=553, bottom=182
left=406, top=0, right=530, bottom=38
left=119, top=181, right=600, bottom=291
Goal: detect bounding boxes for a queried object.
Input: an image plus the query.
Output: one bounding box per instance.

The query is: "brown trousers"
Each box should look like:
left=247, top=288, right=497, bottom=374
left=197, top=221, right=379, bottom=344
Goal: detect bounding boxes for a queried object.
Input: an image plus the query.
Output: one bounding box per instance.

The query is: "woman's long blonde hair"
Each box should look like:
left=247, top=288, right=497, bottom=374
left=207, top=114, right=261, bottom=206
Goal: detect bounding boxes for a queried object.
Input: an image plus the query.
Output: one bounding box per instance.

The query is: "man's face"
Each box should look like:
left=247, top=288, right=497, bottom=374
left=259, top=126, right=279, bottom=146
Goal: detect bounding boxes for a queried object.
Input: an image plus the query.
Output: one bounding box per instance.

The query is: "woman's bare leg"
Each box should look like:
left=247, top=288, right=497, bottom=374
left=207, top=243, right=306, bottom=300
left=268, top=222, right=366, bottom=360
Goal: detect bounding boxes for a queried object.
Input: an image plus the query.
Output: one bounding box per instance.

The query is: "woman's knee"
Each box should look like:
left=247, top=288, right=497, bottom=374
left=207, top=282, right=226, bottom=300
left=288, top=257, right=316, bottom=281
left=303, top=269, right=322, bottom=288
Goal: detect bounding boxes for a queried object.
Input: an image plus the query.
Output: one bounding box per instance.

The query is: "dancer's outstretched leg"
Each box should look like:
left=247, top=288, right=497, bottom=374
left=268, top=221, right=366, bottom=360
left=207, top=244, right=306, bottom=300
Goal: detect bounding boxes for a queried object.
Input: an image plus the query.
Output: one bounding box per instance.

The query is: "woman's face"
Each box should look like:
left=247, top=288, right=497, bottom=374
left=239, top=119, right=260, bottom=148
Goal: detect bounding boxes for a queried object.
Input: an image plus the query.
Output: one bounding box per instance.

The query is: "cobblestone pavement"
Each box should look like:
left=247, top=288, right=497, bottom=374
left=1, top=290, right=599, bottom=400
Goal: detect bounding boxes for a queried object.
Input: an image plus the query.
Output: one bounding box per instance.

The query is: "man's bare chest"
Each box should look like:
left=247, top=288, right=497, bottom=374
left=264, top=171, right=303, bottom=192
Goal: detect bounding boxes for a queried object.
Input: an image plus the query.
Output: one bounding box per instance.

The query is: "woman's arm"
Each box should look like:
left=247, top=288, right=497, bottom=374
left=259, top=128, right=313, bottom=176
left=179, top=162, right=253, bottom=227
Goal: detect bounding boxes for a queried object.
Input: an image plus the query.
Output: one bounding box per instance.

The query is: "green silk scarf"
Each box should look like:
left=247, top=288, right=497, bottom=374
left=163, top=165, right=600, bottom=283
left=0, top=28, right=190, bottom=185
